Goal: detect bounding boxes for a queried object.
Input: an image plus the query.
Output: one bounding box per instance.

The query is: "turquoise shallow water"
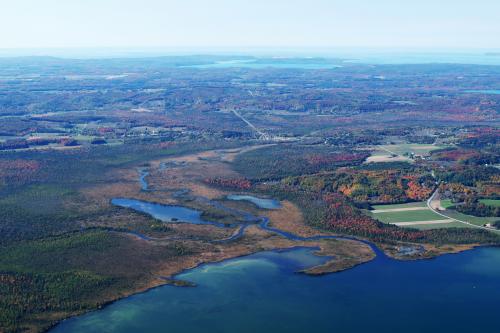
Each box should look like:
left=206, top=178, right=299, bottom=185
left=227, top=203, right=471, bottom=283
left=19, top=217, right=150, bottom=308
left=227, top=194, right=282, bottom=209
left=51, top=246, right=500, bottom=333
left=465, top=90, right=500, bottom=95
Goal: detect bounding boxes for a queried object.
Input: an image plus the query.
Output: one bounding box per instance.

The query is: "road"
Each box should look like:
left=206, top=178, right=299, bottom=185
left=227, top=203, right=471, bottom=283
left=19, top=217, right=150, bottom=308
left=379, top=146, right=399, bottom=156
left=426, top=189, right=498, bottom=232
left=231, top=109, right=271, bottom=140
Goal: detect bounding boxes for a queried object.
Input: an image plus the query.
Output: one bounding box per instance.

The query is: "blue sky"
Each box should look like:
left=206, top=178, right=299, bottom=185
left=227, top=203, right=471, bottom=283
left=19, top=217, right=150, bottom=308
left=1, top=0, right=499, bottom=50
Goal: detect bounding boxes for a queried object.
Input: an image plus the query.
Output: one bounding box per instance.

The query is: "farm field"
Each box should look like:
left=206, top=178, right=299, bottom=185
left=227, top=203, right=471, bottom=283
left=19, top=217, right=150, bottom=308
left=440, top=200, right=455, bottom=209
left=365, top=144, right=447, bottom=163
left=369, top=202, right=460, bottom=230
left=372, top=209, right=447, bottom=223
left=408, top=222, right=470, bottom=230
left=371, top=202, right=427, bottom=210
left=440, top=209, right=498, bottom=227
left=480, top=199, right=500, bottom=207
left=371, top=200, right=498, bottom=230
left=365, top=153, right=410, bottom=163
left=379, top=144, right=447, bottom=156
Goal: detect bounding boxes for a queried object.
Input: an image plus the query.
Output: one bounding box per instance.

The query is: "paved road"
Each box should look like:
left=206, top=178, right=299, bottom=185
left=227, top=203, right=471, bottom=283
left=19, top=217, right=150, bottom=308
left=426, top=189, right=498, bottom=232
left=379, top=146, right=399, bottom=156
left=231, top=109, right=270, bottom=140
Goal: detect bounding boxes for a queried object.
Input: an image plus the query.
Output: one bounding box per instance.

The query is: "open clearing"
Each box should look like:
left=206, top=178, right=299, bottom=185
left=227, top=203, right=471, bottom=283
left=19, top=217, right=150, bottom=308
left=365, top=154, right=411, bottom=163
left=372, top=209, right=447, bottom=223
left=429, top=194, right=498, bottom=228
left=403, top=221, right=469, bottom=230
left=371, top=202, right=427, bottom=210
left=393, top=219, right=454, bottom=226
left=378, top=144, right=446, bottom=156
left=440, top=199, right=455, bottom=209
left=372, top=207, right=429, bottom=213
left=369, top=201, right=460, bottom=230
left=480, top=199, right=500, bottom=207
left=438, top=209, right=498, bottom=227
left=365, top=143, right=447, bottom=164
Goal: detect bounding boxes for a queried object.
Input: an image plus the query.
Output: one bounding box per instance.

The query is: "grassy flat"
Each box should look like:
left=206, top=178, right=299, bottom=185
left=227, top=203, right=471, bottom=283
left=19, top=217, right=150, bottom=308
left=440, top=199, right=455, bottom=209
left=379, top=144, right=447, bottom=156
left=479, top=199, right=500, bottom=207
left=403, top=222, right=470, bottom=230
left=371, top=202, right=427, bottom=210
left=440, top=210, right=498, bottom=227
left=371, top=209, right=444, bottom=223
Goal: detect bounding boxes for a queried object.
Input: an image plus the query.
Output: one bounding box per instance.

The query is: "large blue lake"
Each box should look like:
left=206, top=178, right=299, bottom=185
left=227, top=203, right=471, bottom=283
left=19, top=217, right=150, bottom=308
left=51, top=246, right=500, bottom=333
left=188, top=59, right=343, bottom=69
left=186, top=53, right=500, bottom=68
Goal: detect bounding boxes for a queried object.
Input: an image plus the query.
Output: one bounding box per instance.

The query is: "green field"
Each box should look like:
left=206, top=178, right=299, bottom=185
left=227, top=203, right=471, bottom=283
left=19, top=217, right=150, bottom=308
left=480, top=199, right=500, bottom=207
left=410, top=222, right=472, bottom=230
left=440, top=210, right=498, bottom=227
left=368, top=201, right=466, bottom=230
left=366, top=143, right=448, bottom=164
left=371, top=209, right=445, bottom=223
left=371, top=202, right=427, bottom=210
left=440, top=199, right=455, bottom=209
left=371, top=200, right=498, bottom=230
left=379, top=144, right=447, bottom=156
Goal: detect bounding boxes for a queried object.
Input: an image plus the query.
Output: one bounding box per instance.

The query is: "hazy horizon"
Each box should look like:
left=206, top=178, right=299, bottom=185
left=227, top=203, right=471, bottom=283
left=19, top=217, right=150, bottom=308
left=1, top=0, right=499, bottom=51
left=1, top=46, right=500, bottom=59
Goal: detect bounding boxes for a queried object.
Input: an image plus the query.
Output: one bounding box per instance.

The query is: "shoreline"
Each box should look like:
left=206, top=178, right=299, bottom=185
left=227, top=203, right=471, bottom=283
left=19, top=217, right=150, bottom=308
left=43, top=239, right=373, bottom=333
left=44, top=236, right=491, bottom=333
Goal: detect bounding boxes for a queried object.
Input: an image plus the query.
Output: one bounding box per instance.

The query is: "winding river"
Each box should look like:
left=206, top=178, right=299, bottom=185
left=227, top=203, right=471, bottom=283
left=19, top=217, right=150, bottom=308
left=112, top=194, right=387, bottom=256
left=137, top=168, right=150, bottom=191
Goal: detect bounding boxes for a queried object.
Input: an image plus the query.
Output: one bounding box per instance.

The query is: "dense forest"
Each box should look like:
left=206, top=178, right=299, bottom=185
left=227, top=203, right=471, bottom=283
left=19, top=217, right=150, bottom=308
left=283, top=166, right=435, bottom=205
left=233, top=144, right=369, bottom=180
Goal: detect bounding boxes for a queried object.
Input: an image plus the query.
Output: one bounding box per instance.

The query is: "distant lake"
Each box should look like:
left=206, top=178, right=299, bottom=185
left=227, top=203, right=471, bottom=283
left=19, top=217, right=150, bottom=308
left=341, top=52, right=500, bottom=66
left=465, top=90, right=500, bottom=95
left=185, top=53, right=500, bottom=68
left=51, top=246, right=500, bottom=333
left=187, top=59, right=343, bottom=69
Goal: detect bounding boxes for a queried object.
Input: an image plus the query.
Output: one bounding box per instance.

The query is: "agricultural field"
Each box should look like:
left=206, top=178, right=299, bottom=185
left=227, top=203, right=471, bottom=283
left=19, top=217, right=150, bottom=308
left=480, top=199, right=500, bottom=207
left=439, top=209, right=498, bottom=227
left=440, top=199, right=455, bottom=209
left=369, top=202, right=462, bottom=230
left=366, top=144, right=448, bottom=163
left=371, top=198, right=499, bottom=233
left=371, top=202, right=428, bottom=210
left=380, top=144, right=448, bottom=156
left=371, top=198, right=499, bottom=230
